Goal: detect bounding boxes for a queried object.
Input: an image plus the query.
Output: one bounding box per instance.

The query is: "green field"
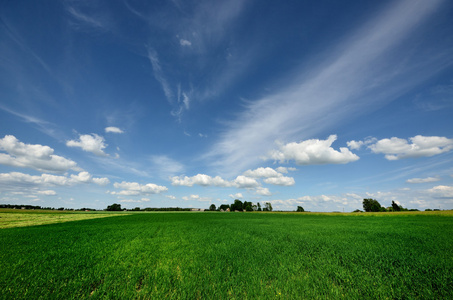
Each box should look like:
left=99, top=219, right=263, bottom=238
left=0, top=209, right=128, bottom=229
left=1, top=211, right=452, bottom=299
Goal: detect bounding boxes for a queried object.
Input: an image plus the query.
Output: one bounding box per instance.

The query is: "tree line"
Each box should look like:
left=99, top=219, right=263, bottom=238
left=208, top=199, right=274, bottom=212
left=359, top=199, right=424, bottom=212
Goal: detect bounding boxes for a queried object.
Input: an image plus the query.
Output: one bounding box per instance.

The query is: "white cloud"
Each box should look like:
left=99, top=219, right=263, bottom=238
left=269, top=135, right=359, bottom=165
left=170, top=173, right=259, bottom=189
left=182, top=194, right=212, bottom=202
left=205, top=0, right=446, bottom=175
left=105, top=127, right=124, bottom=134
left=243, top=167, right=281, bottom=178
left=347, top=138, right=377, bottom=150
left=119, top=198, right=151, bottom=203
left=255, top=187, right=272, bottom=196
left=0, top=171, right=109, bottom=187
left=37, top=190, right=57, bottom=196
left=165, top=195, right=176, bottom=200
left=347, top=140, right=365, bottom=150
left=182, top=194, right=199, bottom=201
left=229, top=193, right=243, bottom=199
left=233, top=175, right=260, bottom=188
left=275, top=167, right=296, bottom=174
left=0, top=135, right=78, bottom=173
left=180, top=39, right=192, bottom=46
left=147, top=47, right=173, bottom=103
left=263, top=176, right=295, bottom=186
left=70, top=171, right=92, bottom=183
left=92, top=177, right=110, bottom=186
left=427, top=185, right=453, bottom=198
left=66, top=134, right=108, bottom=156
left=406, top=177, right=441, bottom=184
left=112, top=181, right=168, bottom=196
left=182, top=92, right=190, bottom=109
left=243, top=167, right=295, bottom=186
left=368, top=135, right=453, bottom=160
left=171, top=174, right=232, bottom=187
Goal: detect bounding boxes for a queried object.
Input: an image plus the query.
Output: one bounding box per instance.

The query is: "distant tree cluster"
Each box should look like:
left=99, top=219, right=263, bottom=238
left=104, top=204, right=191, bottom=212
left=361, top=199, right=421, bottom=212
left=106, top=203, right=123, bottom=211
left=210, top=200, right=273, bottom=212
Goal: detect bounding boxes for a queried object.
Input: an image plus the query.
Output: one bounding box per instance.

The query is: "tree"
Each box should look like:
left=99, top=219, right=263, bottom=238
left=231, top=199, right=243, bottom=211
left=391, top=201, right=401, bottom=211
left=106, top=203, right=122, bottom=211
left=362, top=199, right=381, bottom=212
left=257, top=202, right=262, bottom=211
left=296, top=206, right=304, bottom=212
left=219, top=204, right=230, bottom=211
left=209, top=204, right=216, bottom=211
left=263, top=202, right=273, bottom=212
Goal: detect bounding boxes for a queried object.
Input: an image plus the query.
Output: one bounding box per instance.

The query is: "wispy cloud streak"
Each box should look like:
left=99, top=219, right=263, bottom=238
left=206, top=0, right=449, bottom=175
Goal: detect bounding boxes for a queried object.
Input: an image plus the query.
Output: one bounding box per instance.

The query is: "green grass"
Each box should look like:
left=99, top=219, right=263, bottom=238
left=1, top=212, right=452, bottom=299
left=0, top=209, right=128, bottom=229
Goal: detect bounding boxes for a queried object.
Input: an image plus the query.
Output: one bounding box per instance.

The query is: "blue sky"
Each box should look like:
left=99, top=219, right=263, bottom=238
left=1, top=0, right=452, bottom=211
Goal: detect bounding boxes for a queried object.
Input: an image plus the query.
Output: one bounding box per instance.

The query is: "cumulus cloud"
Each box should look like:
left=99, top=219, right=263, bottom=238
left=347, top=138, right=377, bottom=150
left=0, top=171, right=109, bottom=187
left=368, top=135, right=453, bottom=160
left=66, top=134, right=108, bottom=156
left=263, top=176, right=295, bottom=186
left=269, top=135, right=359, bottom=165
left=243, top=167, right=281, bottom=178
left=171, top=174, right=232, bottom=187
left=255, top=187, right=272, bottom=196
left=182, top=194, right=212, bottom=202
left=229, top=193, right=243, bottom=199
left=243, top=167, right=295, bottom=186
left=427, top=185, right=453, bottom=198
left=170, top=173, right=260, bottom=189
left=105, top=127, right=124, bottom=134
left=233, top=175, right=260, bottom=188
left=180, top=39, right=192, bottom=46
left=112, top=181, right=168, bottom=196
left=347, top=140, right=364, bottom=150
left=37, top=190, right=57, bottom=196
left=406, top=177, right=441, bottom=184
left=119, top=198, right=151, bottom=203
left=0, top=135, right=78, bottom=173
left=92, top=177, right=110, bottom=186
left=275, top=167, right=296, bottom=174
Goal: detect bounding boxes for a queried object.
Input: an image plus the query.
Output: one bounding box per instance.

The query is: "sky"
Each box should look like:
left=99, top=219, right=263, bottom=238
left=1, top=0, right=453, bottom=211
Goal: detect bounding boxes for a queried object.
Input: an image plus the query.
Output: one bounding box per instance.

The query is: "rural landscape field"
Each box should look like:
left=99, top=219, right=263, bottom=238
left=1, top=210, right=452, bottom=299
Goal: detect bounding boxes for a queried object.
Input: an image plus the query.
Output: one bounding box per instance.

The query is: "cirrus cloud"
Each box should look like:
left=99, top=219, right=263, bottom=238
left=406, top=177, right=441, bottom=184
left=105, top=126, right=124, bottom=134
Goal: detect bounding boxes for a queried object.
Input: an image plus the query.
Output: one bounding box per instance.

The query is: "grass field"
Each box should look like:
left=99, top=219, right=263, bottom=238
left=1, top=211, right=452, bottom=299
left=0, top=209, right=128, bottom=229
